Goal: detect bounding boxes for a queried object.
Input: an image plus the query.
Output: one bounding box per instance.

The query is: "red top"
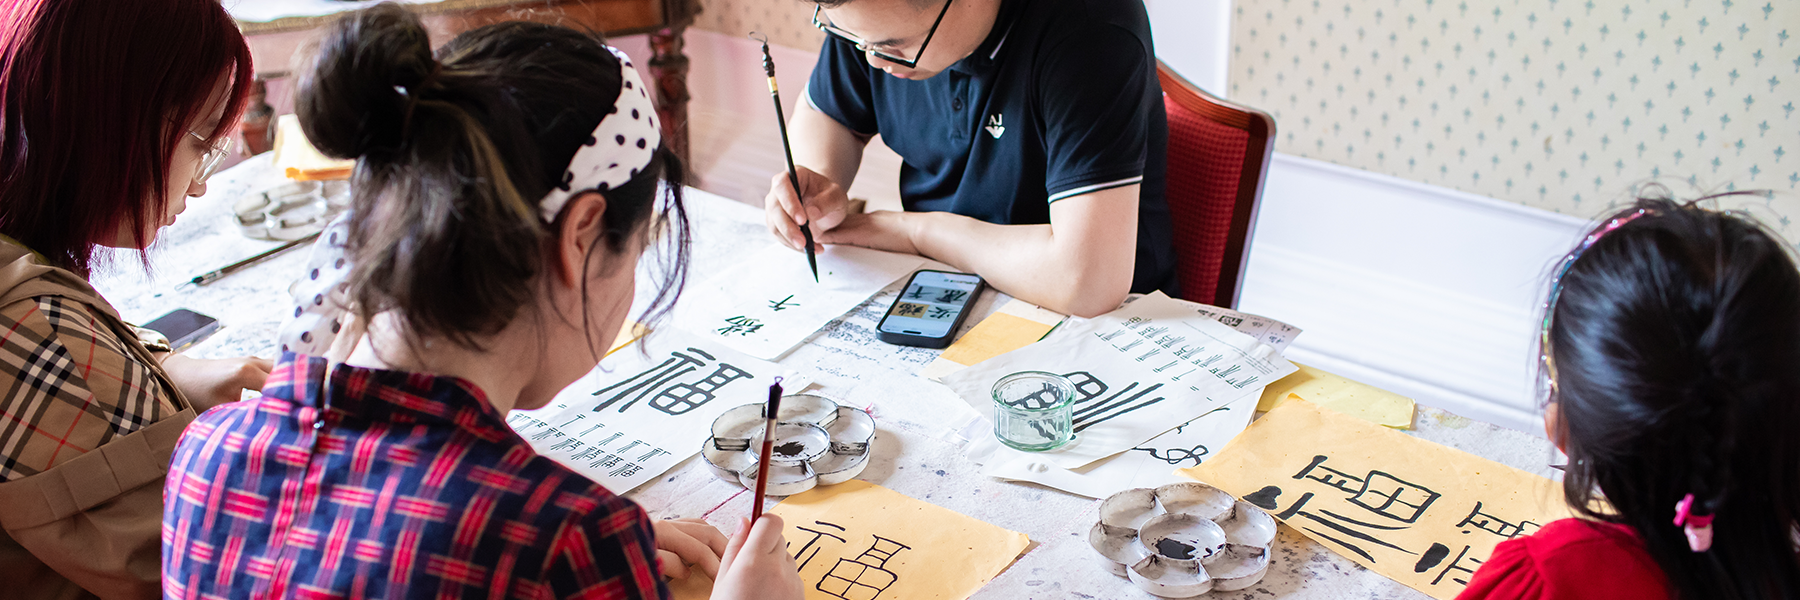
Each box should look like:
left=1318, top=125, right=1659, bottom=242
left=1457, top=518, right=1669, bottom=600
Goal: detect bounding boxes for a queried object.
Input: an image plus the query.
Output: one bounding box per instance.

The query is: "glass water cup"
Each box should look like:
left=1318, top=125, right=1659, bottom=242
left=991, top=371, right=1076, bottom=452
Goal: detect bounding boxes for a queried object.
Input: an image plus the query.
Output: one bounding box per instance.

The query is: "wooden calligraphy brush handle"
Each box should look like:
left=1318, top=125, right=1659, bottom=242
left=751, top=376, right=784, bottom=522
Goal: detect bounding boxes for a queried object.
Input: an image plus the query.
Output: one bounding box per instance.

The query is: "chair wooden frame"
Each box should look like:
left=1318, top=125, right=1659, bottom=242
left=1156, top=60, right=1277, bottom=309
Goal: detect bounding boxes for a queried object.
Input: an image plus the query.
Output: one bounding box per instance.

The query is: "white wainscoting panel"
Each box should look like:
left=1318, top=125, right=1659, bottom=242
left=1238, top=153, right=1593, bottom=435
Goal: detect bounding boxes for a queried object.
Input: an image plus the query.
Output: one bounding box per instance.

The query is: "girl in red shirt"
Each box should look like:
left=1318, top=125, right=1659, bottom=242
left=1459, top=192, right=1800, bottom=599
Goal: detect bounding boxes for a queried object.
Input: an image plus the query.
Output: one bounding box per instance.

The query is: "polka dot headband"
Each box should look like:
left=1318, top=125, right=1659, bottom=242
left=538, top=46, right=663, bottom=222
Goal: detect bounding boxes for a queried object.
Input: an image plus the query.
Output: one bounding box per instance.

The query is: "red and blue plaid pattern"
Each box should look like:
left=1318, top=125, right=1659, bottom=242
left=162, top=353, right=669, bottom=599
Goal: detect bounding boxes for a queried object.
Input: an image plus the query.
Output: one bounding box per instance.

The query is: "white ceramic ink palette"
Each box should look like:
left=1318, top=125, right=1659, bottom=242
left=702, top=394, right=875, bottom=496
left=1090, top=482, right=1278, bottom=598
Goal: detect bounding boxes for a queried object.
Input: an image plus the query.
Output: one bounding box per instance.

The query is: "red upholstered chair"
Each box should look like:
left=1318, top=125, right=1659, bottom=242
left=1157, top=61, right=1276, bottom=309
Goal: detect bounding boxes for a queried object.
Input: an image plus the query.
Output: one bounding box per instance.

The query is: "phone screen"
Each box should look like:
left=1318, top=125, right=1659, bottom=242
left=879, top=271, right=982, bottom=339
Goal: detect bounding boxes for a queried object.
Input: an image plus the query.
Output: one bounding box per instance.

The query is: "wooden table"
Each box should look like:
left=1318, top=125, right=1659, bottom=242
left=233, top=0, right=699, bottom=165
left=96, top=156, right=1559, bottom=599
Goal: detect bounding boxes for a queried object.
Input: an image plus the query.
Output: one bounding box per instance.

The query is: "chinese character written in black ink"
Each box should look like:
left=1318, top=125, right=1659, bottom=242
left=791, top=521, right=849, bottom=571
left=1258, top=455, right=1443, bottom=567
left=1293, top=454, right=1440, bottom=523
left=1456, top=501, right=1541, bottom=539
left=894, top=303, right=926, bottom=318
left=927, top=306, right=955, bottom=319
left=768, top=295, right=800, bottom=312
left=904, top=286, right=929, bottom=300
left=1060, top=371, right=1167, bottom=433
left=934, top=289, right=969, bottom=304
left=818, top=535, right=911, bottom=600
left=1131, top=444, right=1210, bottom=466
left=591, top=348, right=754, bottom=415
left=718, top=315, right=764, bottom=336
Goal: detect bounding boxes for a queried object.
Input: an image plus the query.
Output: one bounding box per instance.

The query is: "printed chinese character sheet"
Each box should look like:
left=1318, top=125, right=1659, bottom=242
left=507, top=328, right=811, bottom=495
left=672, top=243, right=926, bottom=360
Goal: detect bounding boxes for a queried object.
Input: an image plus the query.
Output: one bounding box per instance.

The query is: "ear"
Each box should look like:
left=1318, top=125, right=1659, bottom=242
left=554, top=191, right=609, bottom=287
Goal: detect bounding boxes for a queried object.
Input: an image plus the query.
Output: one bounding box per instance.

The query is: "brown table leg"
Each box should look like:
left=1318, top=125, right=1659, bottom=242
left=648, top=24, right=692, bottom=171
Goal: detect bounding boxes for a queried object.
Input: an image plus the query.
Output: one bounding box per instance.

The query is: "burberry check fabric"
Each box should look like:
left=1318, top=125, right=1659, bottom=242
left=0, top=295, right=176, bottom=481
left=162, top=353, right=670, bottom=599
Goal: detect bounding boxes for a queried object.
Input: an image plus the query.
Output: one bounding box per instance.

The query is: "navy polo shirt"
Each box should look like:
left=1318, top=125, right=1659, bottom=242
left=806, top=0, right=1176, bottom=295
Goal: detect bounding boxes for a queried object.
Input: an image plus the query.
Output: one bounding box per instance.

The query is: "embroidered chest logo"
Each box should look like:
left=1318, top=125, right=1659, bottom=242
left=985, top=113, right=1005, bottom=139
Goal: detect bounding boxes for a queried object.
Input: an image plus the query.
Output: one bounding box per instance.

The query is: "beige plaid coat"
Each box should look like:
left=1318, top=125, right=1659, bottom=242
left=0, top=240, right=193, bottom=600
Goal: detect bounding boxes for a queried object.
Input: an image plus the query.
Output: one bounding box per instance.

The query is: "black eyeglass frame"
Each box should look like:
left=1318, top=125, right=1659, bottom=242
left=812, top=0, right=954, bottom=69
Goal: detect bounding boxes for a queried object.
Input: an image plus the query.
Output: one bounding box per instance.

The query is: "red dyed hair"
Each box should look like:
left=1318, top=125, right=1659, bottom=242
left=0, top=0, right=254, bottom=277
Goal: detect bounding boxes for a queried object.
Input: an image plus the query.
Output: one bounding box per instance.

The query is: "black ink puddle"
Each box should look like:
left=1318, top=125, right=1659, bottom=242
left=1244, top=485, right=1282, bottom=510
left=773, top=441, right=808, bottom=457
left=1155, top=538, right=1197, bottom=560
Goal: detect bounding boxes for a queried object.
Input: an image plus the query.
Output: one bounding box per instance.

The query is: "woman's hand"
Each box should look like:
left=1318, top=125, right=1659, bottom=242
left=655, top=518, right=729, bottom=580
left=160, top=353, right=272, bottom=411
left=712, top=515, right=804, bottom=600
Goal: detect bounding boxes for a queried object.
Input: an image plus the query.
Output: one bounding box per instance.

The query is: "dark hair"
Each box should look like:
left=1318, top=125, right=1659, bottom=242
left=297, top=2, right=688, bottom=352
left=0, top=0, right=254, bottom=277
left=1546, top=191, right=1800, bottom=598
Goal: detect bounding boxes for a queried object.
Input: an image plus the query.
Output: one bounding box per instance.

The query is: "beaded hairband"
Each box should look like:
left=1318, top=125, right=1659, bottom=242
left=1538, top=208, right=1652, bottom=391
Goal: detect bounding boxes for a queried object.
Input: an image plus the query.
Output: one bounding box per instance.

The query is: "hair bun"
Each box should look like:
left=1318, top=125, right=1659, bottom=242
left=296, top=2, right=436, bottom=159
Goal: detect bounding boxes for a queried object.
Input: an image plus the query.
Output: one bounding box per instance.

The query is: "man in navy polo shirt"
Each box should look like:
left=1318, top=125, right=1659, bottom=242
left=762, top=0, right=1174, bottom=317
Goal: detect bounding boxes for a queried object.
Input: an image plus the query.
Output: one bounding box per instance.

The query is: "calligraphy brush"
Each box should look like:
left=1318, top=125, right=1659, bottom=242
left=751, top=376, right=785, bottom=522
left=750, top=32, right=820, bottom=283
left=181, top=232, right=320, bottom=289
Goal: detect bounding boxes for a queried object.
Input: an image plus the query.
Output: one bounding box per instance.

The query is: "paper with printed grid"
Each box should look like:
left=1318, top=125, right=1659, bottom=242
left=507, top=329, right=811, bottom=494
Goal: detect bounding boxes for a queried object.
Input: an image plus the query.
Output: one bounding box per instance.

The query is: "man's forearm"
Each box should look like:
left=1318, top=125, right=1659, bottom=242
left=789, top=103, right=870, bottom=188
left=905, top=187, right=1140, bottom=317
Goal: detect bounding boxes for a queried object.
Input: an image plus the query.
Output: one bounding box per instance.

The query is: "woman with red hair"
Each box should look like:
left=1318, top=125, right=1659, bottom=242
left=0, top=0, right=268, bottom=597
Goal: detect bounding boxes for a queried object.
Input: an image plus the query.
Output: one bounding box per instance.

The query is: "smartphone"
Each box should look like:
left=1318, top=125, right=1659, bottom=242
left=877, top=270, right=985, bottom=349
left=141, top=308, right=221, bottom=352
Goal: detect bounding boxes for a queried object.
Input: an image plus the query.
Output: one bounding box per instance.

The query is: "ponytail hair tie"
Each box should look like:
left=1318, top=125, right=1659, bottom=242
left=1673, top=493, right=1715, bottom=552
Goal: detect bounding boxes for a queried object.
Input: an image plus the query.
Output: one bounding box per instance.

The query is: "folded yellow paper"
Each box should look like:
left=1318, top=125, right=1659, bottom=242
left=920, top=299, right=1063, bottom=380
left=271, top=114, right=354, bottom=181
left=1257, top=362, right=1416, bottom=428
left=1176, top=400, right=1569, bottom=600
left=674, top=480, right=1030, bottom=600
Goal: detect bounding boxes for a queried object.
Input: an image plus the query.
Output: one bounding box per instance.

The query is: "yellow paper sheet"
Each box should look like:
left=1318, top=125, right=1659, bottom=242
left=672, top=480, right=1030, bottom=600
left=920, top=299, right=1063, bottom=379
left=1176, top=400, right=1570, bottom=600
left=271, top=114, right=355, bottom=181
left=1257, top=363, right=1417, bottom=428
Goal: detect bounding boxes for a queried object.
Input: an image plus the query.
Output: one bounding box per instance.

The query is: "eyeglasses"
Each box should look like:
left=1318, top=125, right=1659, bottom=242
left=187, top=129, right=232, bottom=186
left=812, top=0, right=953, bottom=69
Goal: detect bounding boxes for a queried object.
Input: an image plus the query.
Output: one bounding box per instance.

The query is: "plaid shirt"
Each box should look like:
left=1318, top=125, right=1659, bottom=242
left=0, top=295, right=175, bottom=481
left=162, top=353, right=669, bottom=599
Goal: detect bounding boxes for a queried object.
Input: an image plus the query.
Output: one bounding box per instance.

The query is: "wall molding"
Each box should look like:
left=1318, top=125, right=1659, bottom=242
left=1239, top=153, right=1591, bottom=434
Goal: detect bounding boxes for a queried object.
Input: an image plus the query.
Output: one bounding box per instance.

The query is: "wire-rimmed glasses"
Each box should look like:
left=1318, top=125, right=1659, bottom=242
left=812, top=0, right=953, bottom=69
left=188, top=130, right=233, bottom=186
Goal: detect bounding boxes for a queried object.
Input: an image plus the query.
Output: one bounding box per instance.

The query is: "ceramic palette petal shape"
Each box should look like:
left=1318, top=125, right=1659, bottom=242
left=702, top=394, right=875, bottom=495
left=1089, top=482, right=1275, bottom=598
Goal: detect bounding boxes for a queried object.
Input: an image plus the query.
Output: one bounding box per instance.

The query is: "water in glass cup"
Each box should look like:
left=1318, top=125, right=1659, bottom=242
left=991, top=371, right=1076, bottom=452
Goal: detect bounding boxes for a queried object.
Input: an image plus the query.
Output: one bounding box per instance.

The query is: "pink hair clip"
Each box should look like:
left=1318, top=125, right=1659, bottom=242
left=1673, top=493, right=1715, bottom=552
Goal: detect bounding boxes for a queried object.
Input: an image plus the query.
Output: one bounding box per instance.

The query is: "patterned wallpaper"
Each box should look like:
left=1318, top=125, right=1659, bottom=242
left=694, top=0, right=824, bottom=51
left=1231, top=0, right=1798, bottom=228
